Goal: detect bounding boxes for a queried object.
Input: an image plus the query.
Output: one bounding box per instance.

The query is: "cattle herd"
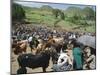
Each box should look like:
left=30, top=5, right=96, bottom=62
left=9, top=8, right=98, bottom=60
left=11, top=23, right=96, bottom=74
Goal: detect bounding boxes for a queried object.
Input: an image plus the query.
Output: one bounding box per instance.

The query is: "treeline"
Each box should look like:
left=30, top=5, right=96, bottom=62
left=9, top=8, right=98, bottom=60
left=12, top=3, right=26, bottom=22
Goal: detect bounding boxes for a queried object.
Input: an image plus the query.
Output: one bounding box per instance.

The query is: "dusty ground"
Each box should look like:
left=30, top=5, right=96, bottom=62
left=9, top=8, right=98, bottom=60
left=11, top=46, right=53, bottom=74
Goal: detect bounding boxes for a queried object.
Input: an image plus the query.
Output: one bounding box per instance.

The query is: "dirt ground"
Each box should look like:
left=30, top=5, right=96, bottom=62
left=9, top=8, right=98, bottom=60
left=11, top=46, right=53, bottom=74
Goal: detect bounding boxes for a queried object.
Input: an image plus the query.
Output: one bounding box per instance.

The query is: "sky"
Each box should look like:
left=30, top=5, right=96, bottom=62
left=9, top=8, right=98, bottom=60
left=13, top=0, right=96, bottom=10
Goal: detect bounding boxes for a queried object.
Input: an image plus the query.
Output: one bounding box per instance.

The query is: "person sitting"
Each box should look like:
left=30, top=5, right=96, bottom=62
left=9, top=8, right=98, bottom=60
left=53, top=50, right=72, bottom=72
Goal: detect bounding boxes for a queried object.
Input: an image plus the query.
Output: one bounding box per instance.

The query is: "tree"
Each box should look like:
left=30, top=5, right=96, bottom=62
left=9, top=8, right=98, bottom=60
left=12, top=3, right=26, bottom=21
left=83, top=7, right=95, bottom=20
left=52, top=9, right=59, bottom=19
left=60, top=11, right=65, bottom=20
left=52, top=9, right=65, bottom=20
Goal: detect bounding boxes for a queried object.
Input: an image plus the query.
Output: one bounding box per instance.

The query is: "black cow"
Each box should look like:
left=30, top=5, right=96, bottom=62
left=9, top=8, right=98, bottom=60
left=17, top=50, right=52, bottom=74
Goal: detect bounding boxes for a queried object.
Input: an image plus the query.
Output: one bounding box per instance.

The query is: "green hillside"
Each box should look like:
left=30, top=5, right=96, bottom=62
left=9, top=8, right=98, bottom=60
left=12, top=3, right=96, bottom=33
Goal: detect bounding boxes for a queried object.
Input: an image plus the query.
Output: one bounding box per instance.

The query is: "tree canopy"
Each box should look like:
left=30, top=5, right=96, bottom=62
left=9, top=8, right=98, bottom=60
left=83, top=7, right=95, bottom=20
left=12, top=3, right=26, bottom=21
left=52, top=9, right=65, bottom=20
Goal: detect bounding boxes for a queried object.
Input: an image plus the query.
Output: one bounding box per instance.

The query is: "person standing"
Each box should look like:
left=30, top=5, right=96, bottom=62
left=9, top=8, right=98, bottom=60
left=73, top=43, right=83, bottom=70
left=83, top=46, right=96, bottom=70
left=65, top=44, right=74, bottom=70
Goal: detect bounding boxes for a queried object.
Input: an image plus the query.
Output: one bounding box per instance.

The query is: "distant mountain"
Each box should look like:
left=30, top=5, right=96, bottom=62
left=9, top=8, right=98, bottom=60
left=64, top=7, right=83, bottom=17
left=40, top=5, right=53, bottom=11
left=22, top=5, right=39, bottom=11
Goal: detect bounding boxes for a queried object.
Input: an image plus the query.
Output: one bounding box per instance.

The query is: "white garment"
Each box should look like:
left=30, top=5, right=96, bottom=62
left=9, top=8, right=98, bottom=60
left=28, top=36, right=32, bottom=42
left=69, top=34, right=76, bottom=39
left=73, top=34, right=76, bottom=38
left=57, top=53, right=72, bottom=67
left=89, top=55, right=95, bottom=69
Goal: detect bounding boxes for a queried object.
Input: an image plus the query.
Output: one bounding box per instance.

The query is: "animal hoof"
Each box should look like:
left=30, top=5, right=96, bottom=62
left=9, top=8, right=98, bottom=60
left=17, top=68, right=27, bottom=74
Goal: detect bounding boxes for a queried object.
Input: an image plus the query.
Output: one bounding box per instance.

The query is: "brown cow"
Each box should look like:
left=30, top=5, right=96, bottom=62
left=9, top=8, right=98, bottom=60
left=36, top=36, right=63, bottom=54
left=13, top=40, right=28, bottom=55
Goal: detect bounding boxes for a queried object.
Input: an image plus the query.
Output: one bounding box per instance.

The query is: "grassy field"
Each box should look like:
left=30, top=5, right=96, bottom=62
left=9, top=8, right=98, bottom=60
left=23, top=7, right=96, bottom=33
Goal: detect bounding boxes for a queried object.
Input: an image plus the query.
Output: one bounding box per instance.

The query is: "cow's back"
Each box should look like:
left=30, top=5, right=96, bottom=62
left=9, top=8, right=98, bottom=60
left=17, top=53, right=50, bottom=69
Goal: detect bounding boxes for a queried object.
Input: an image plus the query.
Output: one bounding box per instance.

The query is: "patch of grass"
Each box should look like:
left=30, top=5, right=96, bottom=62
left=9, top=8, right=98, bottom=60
left=85, top=25, right=96, bottom=32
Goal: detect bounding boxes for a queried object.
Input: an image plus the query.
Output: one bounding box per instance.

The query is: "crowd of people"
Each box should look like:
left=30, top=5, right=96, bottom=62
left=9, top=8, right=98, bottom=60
left=53, top=41, right=96, bottom=71
left=12, top=23, right=96, bottom=73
